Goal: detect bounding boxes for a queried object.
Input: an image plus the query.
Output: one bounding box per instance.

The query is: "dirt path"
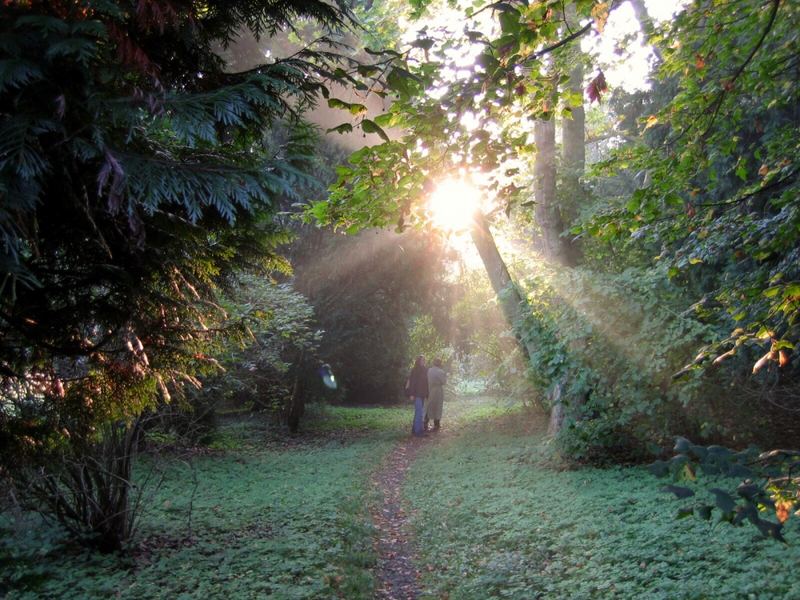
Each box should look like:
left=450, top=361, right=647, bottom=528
left=370, top=436, right=429, bottom=599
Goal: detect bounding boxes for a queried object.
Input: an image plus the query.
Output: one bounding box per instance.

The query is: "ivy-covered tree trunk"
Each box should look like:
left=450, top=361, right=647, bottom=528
left=532, top=114, right=575, bottom=433
left=545, top=59, right=588, bottom=435
left=469, top=212, right=536, bottom=363
left=470, top=212, right=575, bottom=433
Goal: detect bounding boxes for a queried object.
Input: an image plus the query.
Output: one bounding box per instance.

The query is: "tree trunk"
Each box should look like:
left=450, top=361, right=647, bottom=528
left=287, top=348, right=305, bottom=434
left=541, top=61, right=588, bottom=434
left=470, top=213, right=576, bottom=434
left=561, top=61, right=585, bottom=266
left=534, top=119, right=573, bottom=266
left=469, top=212, right=536, bottom=363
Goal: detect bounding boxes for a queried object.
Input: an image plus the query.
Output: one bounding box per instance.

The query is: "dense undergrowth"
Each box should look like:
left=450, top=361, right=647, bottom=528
left=405, top=411, right=800, bottom=599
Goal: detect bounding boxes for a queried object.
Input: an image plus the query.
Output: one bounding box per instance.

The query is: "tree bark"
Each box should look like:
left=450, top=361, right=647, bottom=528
left=561, top=2, right=586, bottom=193
left=469, top=212, right=536, bottom=363
left=470, top=213, right=579, bottom=435
left=541, top=61, right=588, bottom=433
left=534, top=118, right=572, bottom=265
left=560, top=60, right=585, bottom=266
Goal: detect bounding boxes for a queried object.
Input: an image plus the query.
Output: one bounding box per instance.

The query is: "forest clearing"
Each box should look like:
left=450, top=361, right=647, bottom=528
left=4, top=397, right=799, bottom=598
left=2, top=0, right=799, bottom=597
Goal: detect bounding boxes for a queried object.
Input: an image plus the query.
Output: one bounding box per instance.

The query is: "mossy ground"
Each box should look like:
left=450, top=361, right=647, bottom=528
left=2, top=397, right=799, bottom=599
left=1, top=409, right=399, bottom=599
left=0, top=397, right=506, bottom=599
left=404, top=409, right=800, bottom=599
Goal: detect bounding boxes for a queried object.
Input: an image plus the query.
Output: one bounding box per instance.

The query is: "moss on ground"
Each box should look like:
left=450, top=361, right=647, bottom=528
left=4, top=397, right=798, bottom=599
left=0, top=397, right=513, bottom=598
left=1, top=409, right=400, bottom=599
left=405, top=411, right=800, bottom=599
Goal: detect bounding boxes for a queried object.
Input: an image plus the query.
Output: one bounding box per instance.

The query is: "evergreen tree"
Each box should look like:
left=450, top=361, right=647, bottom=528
left=0, top=0, right=368, bottom=549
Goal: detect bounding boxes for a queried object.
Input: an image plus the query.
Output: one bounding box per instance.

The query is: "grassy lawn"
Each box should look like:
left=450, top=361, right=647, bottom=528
left=405, top=412, right=800, bottom=599
left=0, top=396, right=517, bottom=599
left=302, top=395, right=521, bottom=435
left=4, top=396, right=798, bottom=599
left=1, top=408, right=401, bottom=599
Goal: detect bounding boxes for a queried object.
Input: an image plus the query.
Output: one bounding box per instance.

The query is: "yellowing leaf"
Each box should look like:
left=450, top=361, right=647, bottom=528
left=752, top=356, right=768, bottom=373
left=752, top=351, right=776, bottom=374
left=348, top=103, right=368, bottom=116
left=776, top=500, right=794, bottom=523
left=591, top=2, right=610, bottom=33
left=713, top=349, right=735, bottom=365
left=695, top=54, right=705, bottom=69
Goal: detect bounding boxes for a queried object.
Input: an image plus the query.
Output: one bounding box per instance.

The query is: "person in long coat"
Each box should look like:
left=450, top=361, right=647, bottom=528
left=425, top=358, right=446, bottom=432
left=406, top=355, right=428, bottom=436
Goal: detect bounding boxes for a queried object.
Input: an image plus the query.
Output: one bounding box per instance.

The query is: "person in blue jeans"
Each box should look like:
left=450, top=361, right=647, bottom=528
left=405, top=355, right=429, bottom=436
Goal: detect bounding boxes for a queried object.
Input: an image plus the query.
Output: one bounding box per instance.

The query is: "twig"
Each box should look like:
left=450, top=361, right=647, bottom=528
left=699, top=0, right=782, bottom=140
left=520, top=22, right=593, bottom=66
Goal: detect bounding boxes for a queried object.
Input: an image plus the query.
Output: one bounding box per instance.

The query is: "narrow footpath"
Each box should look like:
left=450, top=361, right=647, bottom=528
left=370, top=436, right=427, bottom=599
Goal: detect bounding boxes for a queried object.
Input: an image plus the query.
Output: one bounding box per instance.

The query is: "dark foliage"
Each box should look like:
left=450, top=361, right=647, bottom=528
left=653, top=437, right=795, bottom=543
left=0, top=0, right=368, bottom=549
left=292, top=228, right=452, bottom=404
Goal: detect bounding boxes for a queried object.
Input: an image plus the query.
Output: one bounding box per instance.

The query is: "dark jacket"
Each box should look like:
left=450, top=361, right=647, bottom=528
left=406, top=364, right=429, bottom=398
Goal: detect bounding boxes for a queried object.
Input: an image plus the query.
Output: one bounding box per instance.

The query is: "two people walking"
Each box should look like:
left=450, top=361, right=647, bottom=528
left=406, top=355, right=446, bottom=437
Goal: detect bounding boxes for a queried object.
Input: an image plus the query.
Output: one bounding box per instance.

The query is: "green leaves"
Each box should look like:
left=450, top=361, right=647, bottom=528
left=0, top=59, right=43, bottom=92
left=360, top=119, right=390, bottom=142
left=576, top=1, right=800, bottom=381
left=651, top=437, right=796, bottom=541
left=327, top=98, right=368, bottom=115
left=709, top=488, right=736, bottom=514
left=0, top=0, right=383, bottom=552
left=406, top=414, right=800, bottom=598
left=45, top=36, right=98, bottom=64
left=385, top=66, right=419, bottom=99
left=660, top=485, right=695, bottom=499
left=327, top=123, right=353, bottom=135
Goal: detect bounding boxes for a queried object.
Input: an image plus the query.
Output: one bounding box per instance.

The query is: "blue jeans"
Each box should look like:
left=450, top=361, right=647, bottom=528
left=412, top=397, right=425, bottom=436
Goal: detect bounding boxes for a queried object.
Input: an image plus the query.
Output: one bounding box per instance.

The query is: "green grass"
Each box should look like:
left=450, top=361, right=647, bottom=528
left=0, top=397, right=519, bottom=599
left=303, top=403, right=409, bottom=434
left=302, top=395, right=520, bottom=436
left=405, top=412, right=800, bottom=599
left=1, top=410, right=399, bottom=599
left=4, top=397, right=798, bottom=599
